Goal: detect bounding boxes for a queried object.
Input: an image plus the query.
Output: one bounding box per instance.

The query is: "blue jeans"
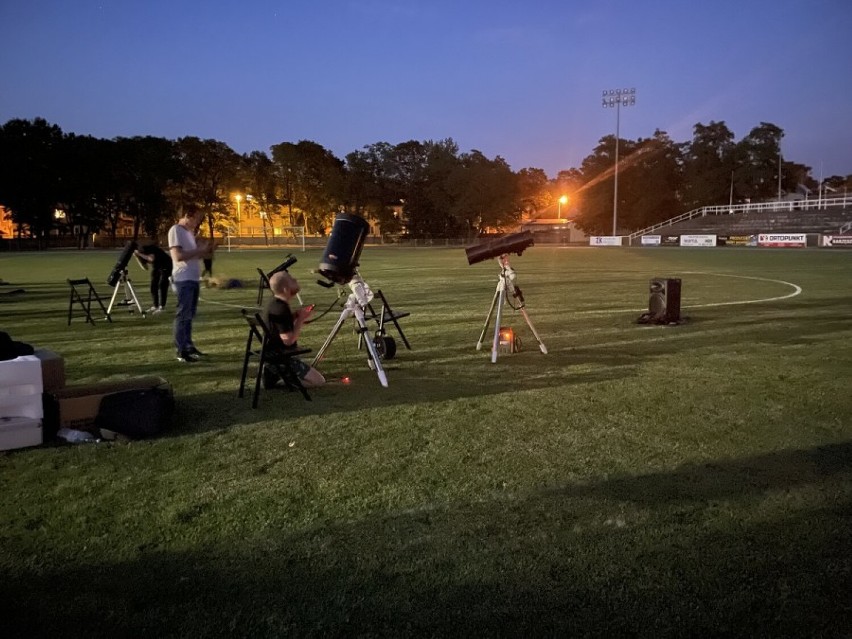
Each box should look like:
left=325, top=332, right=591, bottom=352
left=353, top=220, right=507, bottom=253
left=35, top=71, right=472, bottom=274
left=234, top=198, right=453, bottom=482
left=173, top=280, right=199, bottom=353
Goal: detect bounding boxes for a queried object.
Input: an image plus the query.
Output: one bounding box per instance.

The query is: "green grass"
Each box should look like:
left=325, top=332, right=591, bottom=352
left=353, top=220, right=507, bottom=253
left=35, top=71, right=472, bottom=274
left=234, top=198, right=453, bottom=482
left=1, top=246, right=850, bottom=637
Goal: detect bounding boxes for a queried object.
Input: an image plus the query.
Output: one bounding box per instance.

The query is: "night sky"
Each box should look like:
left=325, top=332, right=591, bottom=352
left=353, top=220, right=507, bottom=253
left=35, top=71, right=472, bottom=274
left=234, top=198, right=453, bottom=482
left=2, top=0, right=851, bottom=179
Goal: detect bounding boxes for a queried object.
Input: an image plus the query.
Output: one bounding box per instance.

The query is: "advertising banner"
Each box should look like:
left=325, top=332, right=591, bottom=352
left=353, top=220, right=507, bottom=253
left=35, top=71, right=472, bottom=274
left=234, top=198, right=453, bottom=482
left=641, top=235, right=661, bottom=246
left=758, top=233, right=807, bottom=247
left=717, top=234, right=757, bottom=247
left=589, top=236, right=623, bottom=246
left=821, top=235, right=852, bottom=248
left=661, top=235, right=680, bottom=246
left=680, top=234, right=717, bottom=247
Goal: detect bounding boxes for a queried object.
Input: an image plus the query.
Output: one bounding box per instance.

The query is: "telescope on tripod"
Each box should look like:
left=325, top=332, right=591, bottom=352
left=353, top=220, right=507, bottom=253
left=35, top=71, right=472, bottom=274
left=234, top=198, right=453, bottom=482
left=466, top=231, right=547, bottom=363
left=106, top=241, right=146, bottom=318
left=311, top=212, right=390, bottom=387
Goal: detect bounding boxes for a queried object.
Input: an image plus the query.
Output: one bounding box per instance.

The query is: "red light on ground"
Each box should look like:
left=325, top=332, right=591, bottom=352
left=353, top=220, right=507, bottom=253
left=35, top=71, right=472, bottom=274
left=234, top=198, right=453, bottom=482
left=341, top=376, right=351, bottom=385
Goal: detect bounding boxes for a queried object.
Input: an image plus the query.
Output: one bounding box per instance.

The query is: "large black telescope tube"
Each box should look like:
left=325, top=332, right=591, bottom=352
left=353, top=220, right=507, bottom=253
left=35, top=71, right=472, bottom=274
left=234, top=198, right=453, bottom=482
left=465, top=230, right=534, bottom=265
left=318, top=213, right=370, bottom=284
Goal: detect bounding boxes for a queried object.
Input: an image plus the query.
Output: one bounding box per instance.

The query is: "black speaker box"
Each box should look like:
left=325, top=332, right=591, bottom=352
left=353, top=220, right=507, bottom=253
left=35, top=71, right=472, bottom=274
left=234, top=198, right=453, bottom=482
left=648, top=278, right=681, bottom=323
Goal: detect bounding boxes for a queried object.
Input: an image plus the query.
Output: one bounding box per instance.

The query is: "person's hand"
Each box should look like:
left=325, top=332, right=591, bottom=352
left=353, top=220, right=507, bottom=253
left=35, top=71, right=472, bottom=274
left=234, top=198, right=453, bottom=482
left=196, top=240, right=214, bottom=258
left=296, top=304, right=316, bottom=320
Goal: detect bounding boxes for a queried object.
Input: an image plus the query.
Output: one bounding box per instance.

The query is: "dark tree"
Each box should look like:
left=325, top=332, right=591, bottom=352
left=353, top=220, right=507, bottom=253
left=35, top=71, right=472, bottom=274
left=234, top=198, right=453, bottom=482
left=270, top=141, right=345, bottom=234
left=0, top=118, right=65, bottom=242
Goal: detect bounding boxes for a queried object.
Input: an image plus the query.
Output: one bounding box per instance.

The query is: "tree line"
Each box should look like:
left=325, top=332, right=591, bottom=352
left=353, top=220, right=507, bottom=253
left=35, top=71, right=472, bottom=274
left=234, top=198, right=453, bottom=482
left=0, top=117, right=847, bottom=246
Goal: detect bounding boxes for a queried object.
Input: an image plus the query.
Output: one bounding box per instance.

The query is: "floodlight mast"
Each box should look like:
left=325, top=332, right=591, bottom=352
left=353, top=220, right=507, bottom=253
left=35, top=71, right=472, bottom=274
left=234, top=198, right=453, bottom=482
left=601, top=87, right=636, bottom=237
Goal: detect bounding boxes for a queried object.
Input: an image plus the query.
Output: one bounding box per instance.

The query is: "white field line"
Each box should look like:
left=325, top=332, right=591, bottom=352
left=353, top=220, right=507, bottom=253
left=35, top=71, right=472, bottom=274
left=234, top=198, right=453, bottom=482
left=202, top=271, right=803, bottom=314
left=572, top=271, right=802, bottom=316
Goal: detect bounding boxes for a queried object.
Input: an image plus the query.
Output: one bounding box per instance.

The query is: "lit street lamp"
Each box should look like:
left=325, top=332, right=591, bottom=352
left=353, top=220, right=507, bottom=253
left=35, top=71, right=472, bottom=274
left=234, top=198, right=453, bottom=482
left=602, top=87, right=636, bottom=236
left=234, top=193, right=242, bottom=222
left=557, top=194, right=568, bottom=219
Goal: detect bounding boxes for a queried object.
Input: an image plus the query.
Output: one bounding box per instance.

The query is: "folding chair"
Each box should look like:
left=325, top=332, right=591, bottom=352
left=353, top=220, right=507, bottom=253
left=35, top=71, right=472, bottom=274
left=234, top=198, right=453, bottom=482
left=238, top=309, right=312, bottom=408
left=256, top=268, right=271, bottom=306
left=67, top=278, right=112, bottom=326
left=359, top=289, right=411, bottom=353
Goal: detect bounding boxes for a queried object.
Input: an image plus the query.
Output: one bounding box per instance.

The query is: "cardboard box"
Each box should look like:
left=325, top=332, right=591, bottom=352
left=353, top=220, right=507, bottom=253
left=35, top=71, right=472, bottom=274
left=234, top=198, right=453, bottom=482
left=33, top=348, right=66, bottom=392
left=0, top=416, right=42, bottom=451
left=45, top=376, right=170, bottom=433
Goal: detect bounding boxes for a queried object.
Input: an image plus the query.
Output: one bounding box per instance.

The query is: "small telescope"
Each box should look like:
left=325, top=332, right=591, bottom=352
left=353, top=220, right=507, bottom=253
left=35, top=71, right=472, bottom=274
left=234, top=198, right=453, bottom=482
left=317, top=212, right=370, bottom=285
left=465, top=230, right=534, bottom=265
left=107, top=241, right=138, bottom=286
left=268, top=254, right=298, bottom=277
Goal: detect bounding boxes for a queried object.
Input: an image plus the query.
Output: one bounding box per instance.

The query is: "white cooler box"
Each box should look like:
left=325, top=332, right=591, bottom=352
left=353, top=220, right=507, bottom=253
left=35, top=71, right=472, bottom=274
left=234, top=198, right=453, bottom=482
left=0, top=416, right=43, bottom=451
left=0, top=355, right=44, bottom=450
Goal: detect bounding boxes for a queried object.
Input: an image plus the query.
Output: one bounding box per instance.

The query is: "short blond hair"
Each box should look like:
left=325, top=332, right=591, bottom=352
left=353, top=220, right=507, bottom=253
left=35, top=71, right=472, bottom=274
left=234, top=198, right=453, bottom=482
left=269, top=271, right=297, bottom=296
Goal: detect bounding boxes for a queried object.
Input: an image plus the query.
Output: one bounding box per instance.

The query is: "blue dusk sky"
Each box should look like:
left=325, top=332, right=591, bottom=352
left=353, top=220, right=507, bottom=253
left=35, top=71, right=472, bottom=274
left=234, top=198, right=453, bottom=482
left=1, top=0, right=851, bottom=179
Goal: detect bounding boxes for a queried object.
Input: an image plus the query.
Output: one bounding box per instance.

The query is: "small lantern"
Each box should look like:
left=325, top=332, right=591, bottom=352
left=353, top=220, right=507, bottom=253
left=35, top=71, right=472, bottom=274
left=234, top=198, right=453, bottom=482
left=498, top=327, right=520, bottom=353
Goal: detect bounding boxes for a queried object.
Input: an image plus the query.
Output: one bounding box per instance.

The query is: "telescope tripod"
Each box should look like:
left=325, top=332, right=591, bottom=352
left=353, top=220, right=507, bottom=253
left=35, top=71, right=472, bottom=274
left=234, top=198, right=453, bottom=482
left=311, top=274, right=388, bottom=387
left=477, top=255, right=547, bottom=363
left=107, top=269, right=145, bottom=318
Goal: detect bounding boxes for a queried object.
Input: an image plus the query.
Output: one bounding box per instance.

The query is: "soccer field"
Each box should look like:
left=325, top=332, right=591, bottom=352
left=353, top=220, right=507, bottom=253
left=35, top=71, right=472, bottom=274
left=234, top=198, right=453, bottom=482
left=1, top=246, right=851, bottom=636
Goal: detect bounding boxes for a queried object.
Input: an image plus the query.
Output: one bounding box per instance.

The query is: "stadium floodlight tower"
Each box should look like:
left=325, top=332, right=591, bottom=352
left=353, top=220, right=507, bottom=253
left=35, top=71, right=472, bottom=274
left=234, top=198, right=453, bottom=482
left=602, top=87, right=636, bottom=237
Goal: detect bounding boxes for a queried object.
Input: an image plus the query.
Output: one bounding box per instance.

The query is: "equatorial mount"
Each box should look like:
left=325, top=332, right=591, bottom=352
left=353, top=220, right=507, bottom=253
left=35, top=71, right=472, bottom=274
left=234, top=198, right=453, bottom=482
left=311, top=272, right=388, bottom=387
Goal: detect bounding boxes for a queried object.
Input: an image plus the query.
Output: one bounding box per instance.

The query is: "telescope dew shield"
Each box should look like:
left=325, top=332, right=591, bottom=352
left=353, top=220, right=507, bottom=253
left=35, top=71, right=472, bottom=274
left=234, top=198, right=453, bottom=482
left=465, top=230, right=534, bottom=265
left=107, top=240, right=139, bottom=286
left=318, top=213, right=370, bottom=284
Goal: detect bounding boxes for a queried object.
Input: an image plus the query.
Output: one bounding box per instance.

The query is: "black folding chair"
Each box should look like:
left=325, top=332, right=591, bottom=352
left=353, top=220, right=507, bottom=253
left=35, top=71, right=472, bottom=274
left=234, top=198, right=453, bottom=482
left=256, top=268, right=271, bottom=306
left=359, top=289, right=411, bottom=352
left=238, top=309, right=311, bottom=408
left=67, top=278, right=111, bottom=326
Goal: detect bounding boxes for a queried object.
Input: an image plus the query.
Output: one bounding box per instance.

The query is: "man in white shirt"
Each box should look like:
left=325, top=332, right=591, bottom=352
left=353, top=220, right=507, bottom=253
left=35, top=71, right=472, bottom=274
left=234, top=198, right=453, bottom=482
left=168, top=205, right=215, bottom=362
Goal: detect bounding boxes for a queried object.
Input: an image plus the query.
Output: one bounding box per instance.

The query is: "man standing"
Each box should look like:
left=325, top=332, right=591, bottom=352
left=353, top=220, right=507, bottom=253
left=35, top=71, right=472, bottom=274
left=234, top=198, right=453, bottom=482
left=264, top=271, right=325, bottom=388
left=168, top=205, right=214, bottom=363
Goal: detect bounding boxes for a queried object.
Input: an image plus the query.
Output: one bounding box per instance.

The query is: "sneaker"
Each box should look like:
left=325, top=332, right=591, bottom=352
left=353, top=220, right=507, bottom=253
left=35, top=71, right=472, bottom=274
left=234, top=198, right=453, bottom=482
left=147, top=306, right=159, bottom=313
left=177, top=351, right=200, bottom=363
left=152, top=307, right=163, bottom=315
left=187, top=346, right=206, bottom=357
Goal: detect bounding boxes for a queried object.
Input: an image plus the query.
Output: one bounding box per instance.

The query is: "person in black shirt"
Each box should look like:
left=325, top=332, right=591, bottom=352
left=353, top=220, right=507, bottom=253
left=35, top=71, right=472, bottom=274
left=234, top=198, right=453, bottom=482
left=263, top=271, right=325, bottom=389
left=134, top=244, right=173, bottom=314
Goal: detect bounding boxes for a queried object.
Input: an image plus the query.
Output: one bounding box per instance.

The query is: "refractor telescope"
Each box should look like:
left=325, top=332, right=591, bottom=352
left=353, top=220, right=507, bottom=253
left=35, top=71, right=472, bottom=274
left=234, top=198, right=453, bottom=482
left=268, top=254, right=298, bottom=277
left=107, top=241, right=139, bottom=287
left=465, top=231, right=534, bottom=265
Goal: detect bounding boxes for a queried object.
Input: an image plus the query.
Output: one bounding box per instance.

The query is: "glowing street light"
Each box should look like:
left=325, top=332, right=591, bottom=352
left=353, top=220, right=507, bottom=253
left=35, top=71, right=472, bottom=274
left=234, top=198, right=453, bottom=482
left=602, top=87, right=636, bottom=236
left=234, top=193, right=242, bottom=222
left=557, top=195, right=568, bottom=219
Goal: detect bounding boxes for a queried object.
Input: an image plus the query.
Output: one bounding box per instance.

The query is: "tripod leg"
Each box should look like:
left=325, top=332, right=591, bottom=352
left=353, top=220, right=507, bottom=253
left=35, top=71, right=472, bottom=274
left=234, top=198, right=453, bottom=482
left=311, top=307, right=352, bottom=366
left=476, top=288, right=501, bottom=351
left=353, top=306, right=388, bottom=387
left=107, top=283, right=122, bottom=316
left=491, top=287, right=506, bottom=363
left=519, top=307, right=548, bottom=354
left=125, top=280, right=146, bottom=317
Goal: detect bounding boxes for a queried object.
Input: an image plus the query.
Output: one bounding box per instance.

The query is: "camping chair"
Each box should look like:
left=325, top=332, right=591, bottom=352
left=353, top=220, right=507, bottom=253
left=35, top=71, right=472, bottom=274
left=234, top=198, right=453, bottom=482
left=238, top=309, right=312, bottom=408
left=67, top=278, right=112, bottom=326
left=359, top=289, right=411, bottom=353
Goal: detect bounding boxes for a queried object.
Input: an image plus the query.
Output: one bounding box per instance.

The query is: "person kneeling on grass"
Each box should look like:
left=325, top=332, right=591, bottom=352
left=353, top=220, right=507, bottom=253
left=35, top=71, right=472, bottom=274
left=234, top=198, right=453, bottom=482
left=263, top=271, right=325, bottom=389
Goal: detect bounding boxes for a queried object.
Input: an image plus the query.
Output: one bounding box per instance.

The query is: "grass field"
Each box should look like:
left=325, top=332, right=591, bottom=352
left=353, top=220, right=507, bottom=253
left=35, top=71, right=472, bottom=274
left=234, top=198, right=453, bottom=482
left=1, top=246, right=850, bottom=637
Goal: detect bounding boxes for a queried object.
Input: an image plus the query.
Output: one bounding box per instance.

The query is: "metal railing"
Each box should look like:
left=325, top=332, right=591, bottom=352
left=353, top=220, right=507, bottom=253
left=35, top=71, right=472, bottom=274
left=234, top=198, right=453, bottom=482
left=627, top=195, right=852, bottom=240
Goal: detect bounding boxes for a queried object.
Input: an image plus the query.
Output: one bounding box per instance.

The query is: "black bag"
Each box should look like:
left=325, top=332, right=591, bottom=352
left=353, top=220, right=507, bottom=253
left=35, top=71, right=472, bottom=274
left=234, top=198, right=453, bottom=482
left=95, top=386, right=174, bottom=439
